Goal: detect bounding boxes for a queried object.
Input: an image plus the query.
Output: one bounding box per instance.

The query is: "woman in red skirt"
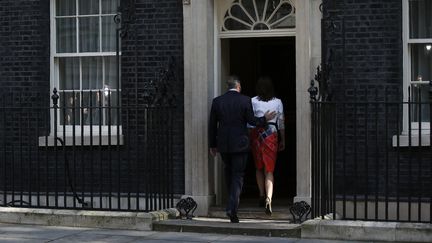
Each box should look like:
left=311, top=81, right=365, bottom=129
left=249, top=77, right=285, bottom=215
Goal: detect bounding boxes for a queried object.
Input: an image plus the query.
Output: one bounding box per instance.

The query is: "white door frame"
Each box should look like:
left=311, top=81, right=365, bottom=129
left=183, top=0, right=321, bottom=216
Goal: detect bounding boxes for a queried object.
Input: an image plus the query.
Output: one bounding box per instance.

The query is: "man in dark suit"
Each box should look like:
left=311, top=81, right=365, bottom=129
left=209, top=76, right=276, bottom=223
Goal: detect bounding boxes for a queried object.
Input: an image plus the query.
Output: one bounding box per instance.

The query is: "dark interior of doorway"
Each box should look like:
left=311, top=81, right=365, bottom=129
left=229, top=37, right=296, bottom=201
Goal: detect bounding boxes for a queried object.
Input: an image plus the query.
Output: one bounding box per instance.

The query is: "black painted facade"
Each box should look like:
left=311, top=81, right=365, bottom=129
left=322, top=0, right=431, bottom=200
left=0, top=0, right=430, bottom=212
left=0, top=0, right=185, bottom=203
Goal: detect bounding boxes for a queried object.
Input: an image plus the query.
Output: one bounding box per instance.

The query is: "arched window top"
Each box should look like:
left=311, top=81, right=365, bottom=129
left=222, top=0, right=296, bottom=32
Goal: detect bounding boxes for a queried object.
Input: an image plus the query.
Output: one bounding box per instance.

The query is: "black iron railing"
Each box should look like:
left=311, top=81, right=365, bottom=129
left=311, top=86, right=432, bottom=223
left=0, top=88, right=177, bottom=212
left=0, top=1, right=181, bottom=212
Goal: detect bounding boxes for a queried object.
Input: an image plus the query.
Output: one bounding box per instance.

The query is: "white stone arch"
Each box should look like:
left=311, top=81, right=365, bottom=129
left=217, top=0, right=296, bottom=38
left=221, top=0, right=296, bottom=31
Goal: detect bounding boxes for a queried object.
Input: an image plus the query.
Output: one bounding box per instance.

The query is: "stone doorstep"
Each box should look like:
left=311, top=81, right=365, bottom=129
left=302, top=219, right=432, bottom=243
left=208, top=206, right=294, bottom=221
left=0, top=207, right=179, bottom=231
left=153, top=218, right=301, bottom=238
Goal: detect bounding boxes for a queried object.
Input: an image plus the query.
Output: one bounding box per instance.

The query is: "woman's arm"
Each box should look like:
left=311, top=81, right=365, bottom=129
left=279, top=129, right=285, bottom=151
left=277, top=99, right=285, bottom=151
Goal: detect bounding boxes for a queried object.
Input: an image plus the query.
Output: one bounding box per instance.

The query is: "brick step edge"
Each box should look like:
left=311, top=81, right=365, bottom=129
left=0, top=207, right=179, bottom=230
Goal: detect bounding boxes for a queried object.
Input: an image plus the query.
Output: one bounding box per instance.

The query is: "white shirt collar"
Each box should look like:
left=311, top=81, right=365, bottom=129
left=229, top=88, right=239, bottom=92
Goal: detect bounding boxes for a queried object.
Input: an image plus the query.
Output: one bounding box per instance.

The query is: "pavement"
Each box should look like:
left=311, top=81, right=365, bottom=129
left=0, top=223, right=381, bottom=242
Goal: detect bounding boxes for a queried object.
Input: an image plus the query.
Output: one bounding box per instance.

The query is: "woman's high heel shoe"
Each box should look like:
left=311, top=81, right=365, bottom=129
left=265, top=197, right=272, bottom=215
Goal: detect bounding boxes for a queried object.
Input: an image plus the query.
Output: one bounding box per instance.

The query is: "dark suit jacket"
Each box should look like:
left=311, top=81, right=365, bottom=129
left=209, top=90, right=266, bottom=153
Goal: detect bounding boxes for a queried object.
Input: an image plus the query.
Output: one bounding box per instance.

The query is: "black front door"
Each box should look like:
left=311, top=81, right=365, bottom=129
left=229, top=37, right=297, bottom=201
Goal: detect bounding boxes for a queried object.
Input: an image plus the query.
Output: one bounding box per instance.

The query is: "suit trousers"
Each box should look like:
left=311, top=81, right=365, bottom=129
left=220, top=152, right=248, bottom=215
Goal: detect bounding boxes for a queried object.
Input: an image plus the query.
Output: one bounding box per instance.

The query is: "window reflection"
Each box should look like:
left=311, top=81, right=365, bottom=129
left=59, top=90, right=120, bottom=126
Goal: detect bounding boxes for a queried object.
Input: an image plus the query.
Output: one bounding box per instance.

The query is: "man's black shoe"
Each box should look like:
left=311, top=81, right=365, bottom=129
left=226, top=212, right=240, bottom=223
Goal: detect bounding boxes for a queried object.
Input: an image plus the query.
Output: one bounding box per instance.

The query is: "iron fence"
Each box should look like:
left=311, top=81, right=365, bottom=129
left=311, top=87, right=432, bottom=223
left=0, top=89, right=177, bottom=212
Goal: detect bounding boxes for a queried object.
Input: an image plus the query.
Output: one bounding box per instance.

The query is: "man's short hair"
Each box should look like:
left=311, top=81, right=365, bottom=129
left=226, top=75, right=240, bottom=89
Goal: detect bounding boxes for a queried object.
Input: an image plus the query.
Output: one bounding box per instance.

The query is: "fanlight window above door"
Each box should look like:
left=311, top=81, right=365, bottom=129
left=222, top=0, right=295, bottom=31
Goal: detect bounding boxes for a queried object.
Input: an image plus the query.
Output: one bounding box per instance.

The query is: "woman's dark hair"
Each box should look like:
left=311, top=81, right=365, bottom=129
left=255, top=76, right=275, bottom=102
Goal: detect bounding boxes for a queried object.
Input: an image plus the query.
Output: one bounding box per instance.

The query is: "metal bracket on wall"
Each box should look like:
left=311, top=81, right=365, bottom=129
left=176, top=197, right=197, bottom=219
left=115, top=0, right=136, bottom=38
left=309, top=63, right=332, bottom=102
left=289, top=201, right=311, bottom=223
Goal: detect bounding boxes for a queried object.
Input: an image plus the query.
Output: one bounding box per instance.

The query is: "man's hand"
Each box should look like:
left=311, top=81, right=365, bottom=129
left=210, top=148, right=218, bottom=157
left=278, top=140, right=285, bottom=151
left=264, top=110, right=277, bottom=121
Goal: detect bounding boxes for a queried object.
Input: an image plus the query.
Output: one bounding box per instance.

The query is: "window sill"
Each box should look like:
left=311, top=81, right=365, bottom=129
left=38, top=135, right=124, bottom=147
left=392, top=132, right=431, bottom=147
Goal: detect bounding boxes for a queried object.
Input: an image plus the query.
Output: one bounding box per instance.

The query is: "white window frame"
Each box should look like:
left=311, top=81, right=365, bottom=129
left=49, top=0, right=122, bottom=138
left=402, top=0, right=431, bottom=133
left=394, top=0, right=431, bottom=147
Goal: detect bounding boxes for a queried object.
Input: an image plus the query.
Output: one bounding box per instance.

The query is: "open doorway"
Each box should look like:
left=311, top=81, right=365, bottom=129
left=220, top=37, right=297, bottom=205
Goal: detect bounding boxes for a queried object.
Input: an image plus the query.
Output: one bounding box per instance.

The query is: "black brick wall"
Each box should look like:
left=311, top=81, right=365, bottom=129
left=323, top=0, right=402, bottom=100
left=0, top=0, right=50, bottom=104
left=0, top=0, right=185, bottom=203
left=120, top=0, right=185, bottom=194
left=323, top=0, right=432, bottom=199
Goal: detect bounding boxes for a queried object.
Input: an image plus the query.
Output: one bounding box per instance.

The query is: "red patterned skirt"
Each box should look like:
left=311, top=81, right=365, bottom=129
left=250, top=127, right=278, bottom=173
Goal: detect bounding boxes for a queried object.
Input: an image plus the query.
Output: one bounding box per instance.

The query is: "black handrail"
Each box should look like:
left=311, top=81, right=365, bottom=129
left=55, top=137, right=89, bottom=207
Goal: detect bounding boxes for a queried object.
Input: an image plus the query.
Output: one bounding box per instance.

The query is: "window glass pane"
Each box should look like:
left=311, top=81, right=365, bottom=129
left=255, top=0, right=266, bottom=21
left=102, top=16, right=117, bottom=52
left=223, top=3, right=253, bottom=31
left=409, top=0, right=432, bottom=38
left=60, top=92, right=80, bottom=125
left=103, top=91, right=120, bottom=125
left=79, top=17, right=100, bottom=52
left=104, top=56, right=118, bottom=89
left=102, top=0, right=120, bottom=14
left=231, top=5, right=254, bottom=25
left=224, top=17, right=251, bottom=31
left=56, top=18, right=77, bottom=53
left=270, top=2, right=295, bottom=29
left=82, top=57, right=103, bottom=89
left=411, top=84, right=430, bottom=122
left=79, top=0, right=99, bottom=15
left=273, top=15, right=295, bottom=29
left=82, top=91, right=101, bottom=125
left=241, top=0, right=258, bottom=21
left=411, top=44, right=432, bottom=81
left=59, top=57, right=80, bottom=90
left=56, top=0, right=76, bottom=16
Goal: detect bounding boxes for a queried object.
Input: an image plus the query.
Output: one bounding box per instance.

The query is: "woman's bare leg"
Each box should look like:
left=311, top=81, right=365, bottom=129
left=255, top=169, right=265, bottom=197
left=265, top=172, right=274, bottom=200
left=264, top=172, right=274, bottom=214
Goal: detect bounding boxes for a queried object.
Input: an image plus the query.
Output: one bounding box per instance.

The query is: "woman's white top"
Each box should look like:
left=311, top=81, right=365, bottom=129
left=249, top=96, right=285, bottom=132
